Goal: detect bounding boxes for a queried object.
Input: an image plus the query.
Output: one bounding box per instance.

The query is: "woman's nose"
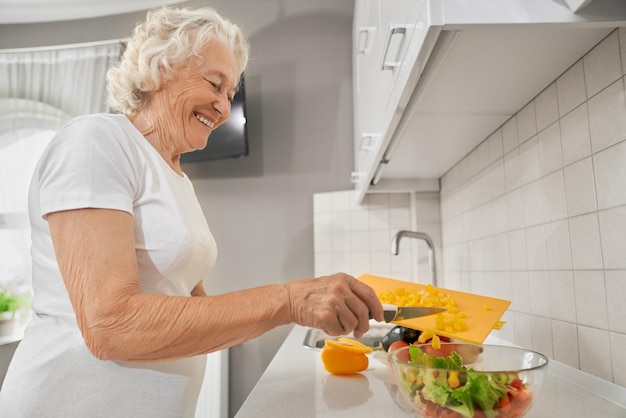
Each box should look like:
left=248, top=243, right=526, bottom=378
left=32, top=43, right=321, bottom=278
left=213, top=95, right=231, bottom=118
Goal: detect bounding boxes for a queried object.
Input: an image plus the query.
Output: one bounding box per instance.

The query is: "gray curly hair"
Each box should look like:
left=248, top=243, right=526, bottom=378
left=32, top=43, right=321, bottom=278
left=106, top=7, right=249, bottom=115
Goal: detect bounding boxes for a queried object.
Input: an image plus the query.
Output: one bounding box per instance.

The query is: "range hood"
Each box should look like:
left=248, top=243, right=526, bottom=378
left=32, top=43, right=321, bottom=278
left=360, top=0, right=626, bottom=196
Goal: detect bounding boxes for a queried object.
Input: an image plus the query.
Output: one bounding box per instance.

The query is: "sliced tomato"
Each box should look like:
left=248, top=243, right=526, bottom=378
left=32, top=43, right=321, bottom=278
left=423, top=400, right=439, bottom=417
left=508, top=386, right=533, bottom=417
left=440, top=410, right=462, bottom=418
left=509, top=378, right=523, bottom=390
left=497, top=395, right=511, bottom=413
left=388, top=341, right=410, bottom=362
left=423, top=343, right=458, bottom=357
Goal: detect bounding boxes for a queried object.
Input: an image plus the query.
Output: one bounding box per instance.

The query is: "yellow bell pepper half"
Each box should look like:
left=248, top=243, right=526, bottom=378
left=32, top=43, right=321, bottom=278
left=321, top=337, right=372, bottom=375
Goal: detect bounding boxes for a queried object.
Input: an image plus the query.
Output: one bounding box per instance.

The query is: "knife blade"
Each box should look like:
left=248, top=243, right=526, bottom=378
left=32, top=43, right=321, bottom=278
left=381, top=304, right=447, bottom=322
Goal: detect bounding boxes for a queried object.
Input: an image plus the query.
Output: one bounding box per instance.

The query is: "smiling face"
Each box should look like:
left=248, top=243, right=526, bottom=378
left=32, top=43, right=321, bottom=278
left=134, top=37, right=240, bottom=168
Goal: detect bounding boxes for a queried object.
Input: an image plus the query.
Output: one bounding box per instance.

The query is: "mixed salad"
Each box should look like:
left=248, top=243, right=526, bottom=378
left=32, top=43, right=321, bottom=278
left=396, top=345, right=534, bottom=418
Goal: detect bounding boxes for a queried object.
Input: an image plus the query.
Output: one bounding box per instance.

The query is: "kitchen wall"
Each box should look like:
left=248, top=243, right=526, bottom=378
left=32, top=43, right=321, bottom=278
left=5, top=3, right=624, bottom=415
left=0, top=1, right=358, bottom=416
left=181, top=2, right=358, bottom=415
left=440, top=28, right=626, bottom=386
left=313, top=27, right=626, bottom=390
left=313, top=190, right=441, bottom=285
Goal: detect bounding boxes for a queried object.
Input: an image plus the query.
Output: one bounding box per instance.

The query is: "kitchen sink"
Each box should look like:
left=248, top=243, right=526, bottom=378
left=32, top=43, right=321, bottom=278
left=302, top=323, right=394, bottom=350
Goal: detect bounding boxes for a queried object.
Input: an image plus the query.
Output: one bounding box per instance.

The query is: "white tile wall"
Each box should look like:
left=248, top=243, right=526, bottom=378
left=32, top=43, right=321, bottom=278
left=312, top=27, right=626, bottom=388
left=611, top=332, right=626, bottom=387
left=574, top=270, right=608, bottom=329
left=583, top=31, right=622, bottom=98
left=551, top=320, right=579, bottom=368
left=440, top=28, right=626, bottom=386
left=313, top=190, right=441, bottom=285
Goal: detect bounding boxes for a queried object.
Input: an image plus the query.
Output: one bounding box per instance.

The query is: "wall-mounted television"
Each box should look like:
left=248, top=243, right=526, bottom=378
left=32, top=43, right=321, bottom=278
left=181, top=77, right=248, bottom=163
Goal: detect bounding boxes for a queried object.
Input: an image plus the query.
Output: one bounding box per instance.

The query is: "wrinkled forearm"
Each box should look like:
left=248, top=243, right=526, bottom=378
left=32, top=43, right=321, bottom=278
left=47, top=209, right=295, bottom=363
left=84, top=284, right=292, bottom=362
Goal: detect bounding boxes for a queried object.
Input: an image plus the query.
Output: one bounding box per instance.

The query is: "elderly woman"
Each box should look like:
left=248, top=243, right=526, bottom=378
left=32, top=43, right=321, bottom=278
left=0, top=7, right=383, bottom=417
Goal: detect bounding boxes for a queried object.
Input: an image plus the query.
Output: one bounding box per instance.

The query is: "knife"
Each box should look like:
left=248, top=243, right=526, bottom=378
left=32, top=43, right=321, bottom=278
left=380, top=304, right=447, bottom=322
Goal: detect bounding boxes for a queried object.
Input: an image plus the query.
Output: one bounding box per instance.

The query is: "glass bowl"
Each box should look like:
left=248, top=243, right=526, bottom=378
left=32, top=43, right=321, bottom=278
left=388, top=342, right=548, bottom=418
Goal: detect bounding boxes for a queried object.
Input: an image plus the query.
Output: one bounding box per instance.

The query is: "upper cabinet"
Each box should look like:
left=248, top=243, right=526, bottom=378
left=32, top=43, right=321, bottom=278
left=351, top=0, right=626, bottom=202
left=352, top=0, right=430, bottom=193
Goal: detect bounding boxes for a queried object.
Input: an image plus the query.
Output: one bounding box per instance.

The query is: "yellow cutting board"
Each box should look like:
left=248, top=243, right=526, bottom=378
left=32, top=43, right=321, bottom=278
left=359, top=274, right=510, bottom=345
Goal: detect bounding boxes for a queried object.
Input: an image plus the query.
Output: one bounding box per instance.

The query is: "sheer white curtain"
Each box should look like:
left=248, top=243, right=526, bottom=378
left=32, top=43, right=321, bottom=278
left=0, top=99, right=70, bottom=289
left=0, top=40, right=122, bottom=290
left=0, top=40, right=124, bottom=116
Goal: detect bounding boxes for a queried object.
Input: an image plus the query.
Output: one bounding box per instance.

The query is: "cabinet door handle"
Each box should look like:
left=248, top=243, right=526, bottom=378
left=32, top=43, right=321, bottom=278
left=358, top=26, right=376, bottom=54
left=360, top=132, right=380, bottom=150
left=350, top=171, right=364, bottom=184
left=380, top=24, right=408, bottom=71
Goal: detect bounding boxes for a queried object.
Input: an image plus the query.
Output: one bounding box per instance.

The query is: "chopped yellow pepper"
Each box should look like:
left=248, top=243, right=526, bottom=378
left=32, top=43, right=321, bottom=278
left=447, top=371, right=461, bottom=388
left=431, top=334, right=441, bottom=350
left=378, top=285, right=471, bottom=336
left=493, top=321, right=506, bottom=330
left=417, top=329, right=435, bottom=343
left=332, top=337, right=373, bottom=354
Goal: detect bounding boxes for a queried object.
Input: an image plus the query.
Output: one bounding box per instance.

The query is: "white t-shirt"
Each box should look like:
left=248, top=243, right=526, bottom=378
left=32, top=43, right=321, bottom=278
left=0, top=114, right=217, bottom=418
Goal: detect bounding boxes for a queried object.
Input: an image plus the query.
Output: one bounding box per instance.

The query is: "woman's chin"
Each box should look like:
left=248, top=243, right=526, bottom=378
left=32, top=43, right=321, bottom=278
left=188, top=139, right=209, bottom=152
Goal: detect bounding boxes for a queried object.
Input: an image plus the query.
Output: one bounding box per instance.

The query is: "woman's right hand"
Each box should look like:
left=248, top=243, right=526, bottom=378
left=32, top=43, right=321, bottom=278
left=283, top=273, right=384, bottom=339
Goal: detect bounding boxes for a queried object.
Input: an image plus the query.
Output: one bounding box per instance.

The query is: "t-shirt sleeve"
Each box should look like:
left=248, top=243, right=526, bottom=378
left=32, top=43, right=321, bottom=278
left=35, top=116, right=137, bottom=218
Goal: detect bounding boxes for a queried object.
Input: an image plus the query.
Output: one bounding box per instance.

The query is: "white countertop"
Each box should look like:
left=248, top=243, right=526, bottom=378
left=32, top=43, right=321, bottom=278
left=0, top=324, right=24, bottom=346
left=235, top=325, right=626, bottom=418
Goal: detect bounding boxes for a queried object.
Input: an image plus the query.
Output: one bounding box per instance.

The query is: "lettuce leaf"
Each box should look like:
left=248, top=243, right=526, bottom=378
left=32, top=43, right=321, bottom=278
left=406, top=347, right=510, bottom=418
left=408, top=345, right=464, bottom=369
left=451, top=372, right=507, bottom=418
left=421, top=369, right=452, bottom=405
left=447, top=389, right=474, bottom=418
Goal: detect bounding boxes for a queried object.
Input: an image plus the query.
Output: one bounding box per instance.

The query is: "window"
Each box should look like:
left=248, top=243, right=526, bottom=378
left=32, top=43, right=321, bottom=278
left=0, top=99, right=69, bottom=294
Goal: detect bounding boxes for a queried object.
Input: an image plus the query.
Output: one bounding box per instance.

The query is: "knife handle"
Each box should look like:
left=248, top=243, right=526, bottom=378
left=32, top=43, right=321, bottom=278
left=369, top=304, right=399, bottom=322
left=381, top=303, right=398, bottom=322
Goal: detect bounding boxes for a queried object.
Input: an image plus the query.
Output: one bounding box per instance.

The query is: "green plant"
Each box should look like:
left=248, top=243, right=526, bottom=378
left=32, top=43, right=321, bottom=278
left=0, top=288, right=29, bottom=318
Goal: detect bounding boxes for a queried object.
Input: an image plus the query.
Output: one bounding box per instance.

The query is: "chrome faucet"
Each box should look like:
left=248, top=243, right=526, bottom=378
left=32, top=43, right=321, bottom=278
left=391, top=230, right=437, bottom=287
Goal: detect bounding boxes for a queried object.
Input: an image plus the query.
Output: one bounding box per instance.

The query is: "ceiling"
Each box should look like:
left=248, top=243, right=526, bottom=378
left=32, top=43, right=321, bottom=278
left=0, top=0, right=354, bottom=49
left=0, top=0, right=185, bottom=24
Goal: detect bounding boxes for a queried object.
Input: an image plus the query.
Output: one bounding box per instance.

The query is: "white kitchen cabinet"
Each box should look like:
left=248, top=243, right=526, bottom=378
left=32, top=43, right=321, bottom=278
left=351, top=0, right=626, bottom=203
left=352, top=0, right=379, bottom=183
left=351, top=0, right=425, bottom=191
